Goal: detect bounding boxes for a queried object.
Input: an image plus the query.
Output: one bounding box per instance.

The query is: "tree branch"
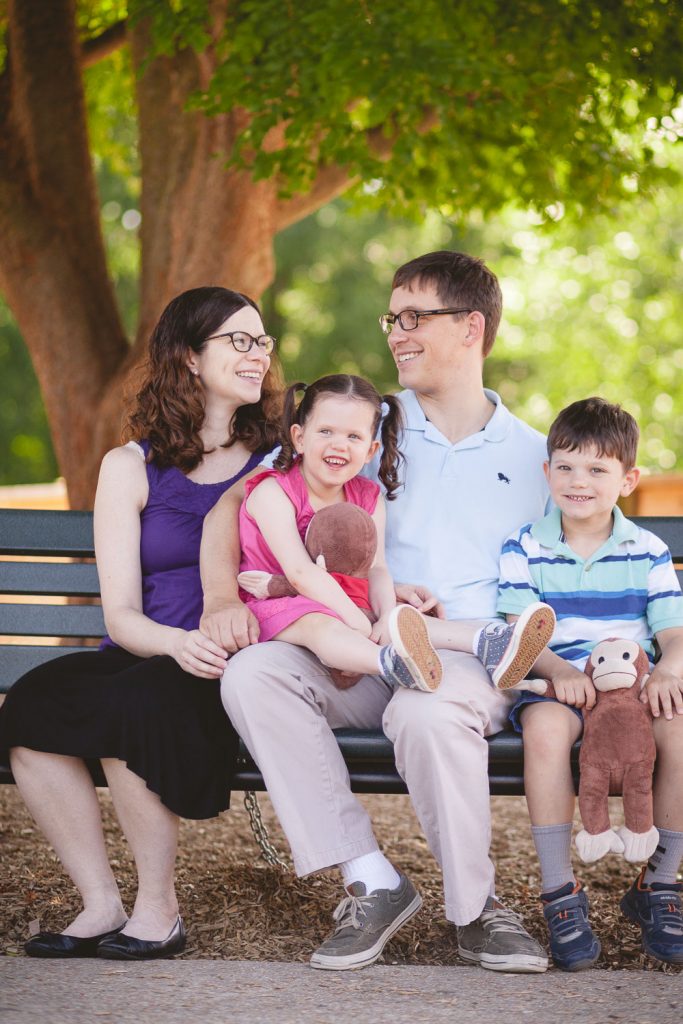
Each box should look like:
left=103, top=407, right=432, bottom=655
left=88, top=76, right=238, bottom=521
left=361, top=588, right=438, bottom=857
left=275, top=106, right=439, bottom=232
left=81, top=20, right=127, bottom=68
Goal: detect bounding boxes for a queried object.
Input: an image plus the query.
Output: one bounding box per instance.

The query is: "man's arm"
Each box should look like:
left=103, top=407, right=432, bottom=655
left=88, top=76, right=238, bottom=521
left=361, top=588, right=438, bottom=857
left=199, top=486, right=260, bottom=652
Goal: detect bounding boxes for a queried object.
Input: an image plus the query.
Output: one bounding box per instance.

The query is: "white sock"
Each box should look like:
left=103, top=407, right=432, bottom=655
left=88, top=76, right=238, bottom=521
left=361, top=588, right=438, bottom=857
left=340, top=851, right=401, bottom=894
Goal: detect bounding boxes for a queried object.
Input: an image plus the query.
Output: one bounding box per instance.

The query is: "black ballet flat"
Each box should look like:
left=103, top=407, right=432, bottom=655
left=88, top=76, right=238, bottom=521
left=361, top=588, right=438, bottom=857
left=97, top=916, right=186, bottom=961
left=25, top=926, right=125, bottom=959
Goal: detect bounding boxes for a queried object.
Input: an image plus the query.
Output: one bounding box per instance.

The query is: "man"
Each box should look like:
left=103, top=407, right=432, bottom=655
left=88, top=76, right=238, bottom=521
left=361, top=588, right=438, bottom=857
left=201, top=251, right=550, bottom=972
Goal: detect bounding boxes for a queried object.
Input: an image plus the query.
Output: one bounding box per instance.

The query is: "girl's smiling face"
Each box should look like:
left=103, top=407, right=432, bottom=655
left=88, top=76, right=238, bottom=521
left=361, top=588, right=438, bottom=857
left=291, top=394, right=379, bottom=495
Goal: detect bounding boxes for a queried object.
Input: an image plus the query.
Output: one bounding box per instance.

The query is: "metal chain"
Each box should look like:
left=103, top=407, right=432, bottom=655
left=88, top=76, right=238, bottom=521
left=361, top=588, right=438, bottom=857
left=243, top=790, right=289, bottom=868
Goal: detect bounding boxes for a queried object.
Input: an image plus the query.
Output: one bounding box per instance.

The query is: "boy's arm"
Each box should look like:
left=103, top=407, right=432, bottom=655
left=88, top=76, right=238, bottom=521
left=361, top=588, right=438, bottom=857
left=640, top=538, right=683, bottom=719
left=498, top=526, right=596, bottom=708
left=199, top=485, right=260, bottom=651
left=641, top=627, right=683, bottom=720
left=510, top=631, right=596, bottom=709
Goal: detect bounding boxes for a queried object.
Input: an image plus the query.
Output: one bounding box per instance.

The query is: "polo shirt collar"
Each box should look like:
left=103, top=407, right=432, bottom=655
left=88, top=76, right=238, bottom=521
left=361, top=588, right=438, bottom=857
left=531, top=504, right=638, bottom=551
left=401, top=388, right=511, bottom=448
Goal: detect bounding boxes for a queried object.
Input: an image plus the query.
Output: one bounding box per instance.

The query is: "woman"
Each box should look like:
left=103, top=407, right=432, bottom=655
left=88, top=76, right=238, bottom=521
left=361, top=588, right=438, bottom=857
left=0, top=287, right=282, bottom=960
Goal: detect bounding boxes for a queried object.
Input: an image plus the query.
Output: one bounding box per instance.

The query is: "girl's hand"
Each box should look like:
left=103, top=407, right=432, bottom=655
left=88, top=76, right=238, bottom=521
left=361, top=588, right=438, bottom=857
left=370, top=614, right=392, bottom=646
left=349, top=612, right=373, bottom=639
left=171, top=629, right=228, bottom=679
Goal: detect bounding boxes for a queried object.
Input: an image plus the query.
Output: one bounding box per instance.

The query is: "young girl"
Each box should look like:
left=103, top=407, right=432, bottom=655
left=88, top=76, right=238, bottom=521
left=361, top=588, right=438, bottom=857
left=238, top=374, right=555, bottom=691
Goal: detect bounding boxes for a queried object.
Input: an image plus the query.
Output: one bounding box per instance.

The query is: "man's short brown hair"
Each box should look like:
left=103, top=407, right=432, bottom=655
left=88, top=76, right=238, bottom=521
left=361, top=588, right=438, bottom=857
left=392, top=250, right=502, bottom=356
left=547, top=397, right=639, bottom=469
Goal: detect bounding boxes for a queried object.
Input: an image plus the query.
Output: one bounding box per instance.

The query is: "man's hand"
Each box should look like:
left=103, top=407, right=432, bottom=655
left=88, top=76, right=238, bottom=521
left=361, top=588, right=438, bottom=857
left=171, top=629, right=228, bottom=678
left=200, top=601, right=260, bottom=654
left=550, top=664, right=597, bottom=710
left=394, top=583, right=446, bottom=619
left=640, top=666, right=683, bottom=720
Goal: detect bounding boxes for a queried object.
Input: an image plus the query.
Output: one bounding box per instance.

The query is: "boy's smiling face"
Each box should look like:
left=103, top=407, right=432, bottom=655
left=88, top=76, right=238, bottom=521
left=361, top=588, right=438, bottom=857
left=544, top=444, right=640, bottom=530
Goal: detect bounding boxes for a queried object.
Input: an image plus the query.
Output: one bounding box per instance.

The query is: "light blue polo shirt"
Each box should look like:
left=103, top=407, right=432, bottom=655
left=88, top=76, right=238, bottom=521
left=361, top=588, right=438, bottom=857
left=368, top=389, right=549, bottom=620
left=497, top=505, right=683, bottom=668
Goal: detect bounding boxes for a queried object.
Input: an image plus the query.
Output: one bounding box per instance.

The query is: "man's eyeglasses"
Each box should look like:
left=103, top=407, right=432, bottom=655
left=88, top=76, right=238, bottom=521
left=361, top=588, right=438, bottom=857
left=205, top=331, right=276, bottom=354
left=379, top=308, right=473, bottom=334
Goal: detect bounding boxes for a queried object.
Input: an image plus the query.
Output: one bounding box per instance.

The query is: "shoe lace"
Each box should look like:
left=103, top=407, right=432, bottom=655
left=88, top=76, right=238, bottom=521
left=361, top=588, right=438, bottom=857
left=479, top=906, right=528, bottom=935
left=332, top=893, right=376, bottom=932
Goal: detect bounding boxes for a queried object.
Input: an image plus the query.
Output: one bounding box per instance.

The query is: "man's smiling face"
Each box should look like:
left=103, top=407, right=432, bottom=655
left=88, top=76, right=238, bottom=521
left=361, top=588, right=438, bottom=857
left=386, top=282, right=473, bottom=395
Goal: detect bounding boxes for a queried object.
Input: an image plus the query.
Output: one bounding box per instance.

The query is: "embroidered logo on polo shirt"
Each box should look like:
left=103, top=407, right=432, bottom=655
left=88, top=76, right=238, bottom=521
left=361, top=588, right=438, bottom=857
left=497, top=472, right=511, bottom=484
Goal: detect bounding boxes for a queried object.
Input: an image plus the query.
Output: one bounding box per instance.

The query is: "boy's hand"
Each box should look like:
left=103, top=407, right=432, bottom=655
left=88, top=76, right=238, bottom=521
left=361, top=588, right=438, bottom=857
left=199, top=601, right=260, bottom=653
left=550, top=665, right=597, bottom=709
left=395, top=583, right=446, bottom=619
left=640, top=666, right=683, bottom=720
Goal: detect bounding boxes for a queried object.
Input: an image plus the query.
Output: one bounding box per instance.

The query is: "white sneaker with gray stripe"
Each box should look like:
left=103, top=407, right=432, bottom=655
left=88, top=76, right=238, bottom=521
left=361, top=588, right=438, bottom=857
left=310, top=874, right=422, bottom=971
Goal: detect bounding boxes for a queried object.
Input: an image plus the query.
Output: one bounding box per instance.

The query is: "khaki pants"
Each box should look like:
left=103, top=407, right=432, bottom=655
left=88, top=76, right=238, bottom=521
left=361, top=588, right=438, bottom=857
left=222, top=642, right=516, bottom=925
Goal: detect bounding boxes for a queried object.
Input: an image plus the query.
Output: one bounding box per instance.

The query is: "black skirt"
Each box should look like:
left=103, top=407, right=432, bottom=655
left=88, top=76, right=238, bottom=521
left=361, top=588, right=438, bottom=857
left=0, top=647, right=238, bottom=820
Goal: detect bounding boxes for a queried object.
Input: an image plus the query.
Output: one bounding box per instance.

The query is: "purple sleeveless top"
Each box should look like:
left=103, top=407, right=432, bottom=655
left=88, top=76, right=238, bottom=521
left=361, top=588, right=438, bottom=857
left=101, top=442, right=265, bottom=648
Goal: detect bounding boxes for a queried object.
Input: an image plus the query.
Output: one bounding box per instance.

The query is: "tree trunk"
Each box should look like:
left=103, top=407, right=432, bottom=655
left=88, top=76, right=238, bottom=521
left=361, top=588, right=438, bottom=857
left=0, top=1, right=353, bottom=507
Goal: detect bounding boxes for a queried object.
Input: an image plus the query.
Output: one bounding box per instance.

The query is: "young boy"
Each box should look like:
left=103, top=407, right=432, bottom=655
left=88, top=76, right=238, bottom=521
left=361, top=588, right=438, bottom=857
left=496, top=397, right=683, bottom=971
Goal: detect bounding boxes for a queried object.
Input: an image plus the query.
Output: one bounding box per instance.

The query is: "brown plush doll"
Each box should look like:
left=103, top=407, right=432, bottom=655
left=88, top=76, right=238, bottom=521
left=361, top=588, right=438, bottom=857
left=237, top=504, right=378, bottom=690
left=238, top=503, right=377, bottom=601
left=238, top=503, right=377, bottom=603
left=575, top=638, right=658, bottom=864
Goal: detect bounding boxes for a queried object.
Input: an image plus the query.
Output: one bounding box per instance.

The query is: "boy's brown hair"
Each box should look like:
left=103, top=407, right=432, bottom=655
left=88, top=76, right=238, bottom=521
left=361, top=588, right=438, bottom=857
left=547, top=397, right=639, bottom=469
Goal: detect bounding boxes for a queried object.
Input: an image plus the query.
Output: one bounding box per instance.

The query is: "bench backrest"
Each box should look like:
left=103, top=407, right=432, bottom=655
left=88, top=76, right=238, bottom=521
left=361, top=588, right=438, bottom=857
left=2, top=507, right=683, bottom=694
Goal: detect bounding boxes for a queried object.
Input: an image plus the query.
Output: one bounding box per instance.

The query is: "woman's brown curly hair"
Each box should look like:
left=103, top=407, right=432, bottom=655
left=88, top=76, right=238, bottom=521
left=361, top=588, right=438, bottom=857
left=124, top=287, right=284, bottom=470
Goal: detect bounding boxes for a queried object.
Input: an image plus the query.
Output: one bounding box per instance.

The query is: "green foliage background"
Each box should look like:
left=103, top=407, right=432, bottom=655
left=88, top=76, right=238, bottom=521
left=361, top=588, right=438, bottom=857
left=1, top=2, right=682, bottom=484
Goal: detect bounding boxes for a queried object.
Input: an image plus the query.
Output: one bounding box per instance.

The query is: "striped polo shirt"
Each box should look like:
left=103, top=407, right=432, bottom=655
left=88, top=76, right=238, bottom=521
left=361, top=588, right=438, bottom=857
left=496, top=505, right=683, bottom=668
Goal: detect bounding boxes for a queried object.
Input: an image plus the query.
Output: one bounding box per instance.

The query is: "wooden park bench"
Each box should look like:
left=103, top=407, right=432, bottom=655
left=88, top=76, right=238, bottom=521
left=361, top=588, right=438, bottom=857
left=2, top=507, right=682, bottom=860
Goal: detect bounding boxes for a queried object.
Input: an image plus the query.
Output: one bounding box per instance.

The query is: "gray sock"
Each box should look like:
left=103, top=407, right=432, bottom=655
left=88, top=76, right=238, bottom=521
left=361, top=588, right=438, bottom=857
left=531, top=823, right=574, bottom=895
left=643, top=829, right=683, bottom=887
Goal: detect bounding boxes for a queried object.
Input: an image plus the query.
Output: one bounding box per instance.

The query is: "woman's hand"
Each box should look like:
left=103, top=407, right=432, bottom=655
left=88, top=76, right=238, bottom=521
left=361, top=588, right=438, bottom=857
left=170, top=629, right=228, bottom=679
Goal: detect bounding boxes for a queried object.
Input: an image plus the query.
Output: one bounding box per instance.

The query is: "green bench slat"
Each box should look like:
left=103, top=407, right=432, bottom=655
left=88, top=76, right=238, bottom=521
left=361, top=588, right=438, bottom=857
left=0, top=562, right=100, bottom=596
left=0, top=508, right=679, bottom=795
left=0, top=603, right=105, bottom=638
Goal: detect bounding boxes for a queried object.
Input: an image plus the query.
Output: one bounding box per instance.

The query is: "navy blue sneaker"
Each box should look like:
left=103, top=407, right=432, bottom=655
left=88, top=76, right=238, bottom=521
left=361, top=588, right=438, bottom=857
left=542, top=882, right=601, bottom=971
left=620, top=868, right=683, bottom=965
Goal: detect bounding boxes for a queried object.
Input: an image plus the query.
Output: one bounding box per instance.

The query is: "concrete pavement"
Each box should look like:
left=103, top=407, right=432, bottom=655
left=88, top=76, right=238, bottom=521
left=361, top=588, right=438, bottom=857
left=1, top=959, right=682, bottom=1024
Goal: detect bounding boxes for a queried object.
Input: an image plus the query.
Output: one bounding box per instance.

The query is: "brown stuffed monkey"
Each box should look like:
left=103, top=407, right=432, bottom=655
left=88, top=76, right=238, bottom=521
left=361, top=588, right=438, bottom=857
left=575, top=638, right=657, bottom=864
left=237, top=504, right=378, bottom=690
left=238, top=503, right=377, bottom=603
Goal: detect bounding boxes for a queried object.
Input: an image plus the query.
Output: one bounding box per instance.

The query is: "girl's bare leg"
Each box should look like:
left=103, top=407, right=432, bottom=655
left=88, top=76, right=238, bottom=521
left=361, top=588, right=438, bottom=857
left=275, top=614, right=382, bottom=675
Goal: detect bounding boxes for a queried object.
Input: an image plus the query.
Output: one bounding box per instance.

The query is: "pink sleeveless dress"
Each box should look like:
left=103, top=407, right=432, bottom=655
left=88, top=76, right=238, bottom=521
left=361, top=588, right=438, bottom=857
left=238, top=461, right=379, bottom=642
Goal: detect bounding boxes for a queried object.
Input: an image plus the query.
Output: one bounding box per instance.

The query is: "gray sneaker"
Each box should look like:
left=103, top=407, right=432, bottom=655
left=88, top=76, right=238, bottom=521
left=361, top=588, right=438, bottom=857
left=476, top=602, right=555, bottom=689
left=379, top=605, right=443, bottom=692
left=310, top=873, right=422, bottom=971
left=457, top=904, right=548, bottom=973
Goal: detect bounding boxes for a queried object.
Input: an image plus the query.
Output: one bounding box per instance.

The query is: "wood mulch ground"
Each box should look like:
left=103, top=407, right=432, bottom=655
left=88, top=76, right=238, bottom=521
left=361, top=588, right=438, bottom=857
left=0, top=787, right=679, bottom=973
